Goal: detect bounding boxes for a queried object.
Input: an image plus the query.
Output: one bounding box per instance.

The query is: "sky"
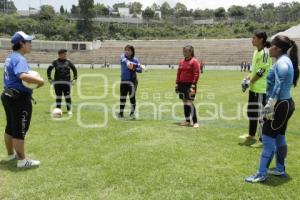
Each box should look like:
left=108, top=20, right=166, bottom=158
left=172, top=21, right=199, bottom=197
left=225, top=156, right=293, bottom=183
left=14, top=0, right=297, bottom=11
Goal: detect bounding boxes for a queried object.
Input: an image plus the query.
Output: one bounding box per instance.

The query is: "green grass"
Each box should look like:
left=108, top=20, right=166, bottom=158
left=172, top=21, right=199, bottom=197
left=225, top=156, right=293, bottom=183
left=0, top=69, right=299, bottom=200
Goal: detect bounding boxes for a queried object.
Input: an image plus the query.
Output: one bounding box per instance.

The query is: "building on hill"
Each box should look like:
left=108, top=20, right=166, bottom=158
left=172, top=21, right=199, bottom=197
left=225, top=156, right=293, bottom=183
left=17, top=8, right=39, bottom=16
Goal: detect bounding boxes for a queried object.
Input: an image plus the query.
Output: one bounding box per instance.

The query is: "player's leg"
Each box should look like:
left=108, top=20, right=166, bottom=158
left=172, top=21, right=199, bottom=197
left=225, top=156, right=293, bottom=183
left=63, top=83, right=72, bottom=113
left=182, top=99, right=191, bottom=125
left=191, top=102, right=199, bottom=128
left=245, top=134, right=275, bottom=183
left=269, top=134, right=287, bottom=176
left=179, top=84, right=192, bottom=126
left=1, top=94, right=15, bottom=160
left=9, top=96, right=39, bottom=168
left=54, top=83, right=63, bottom=109
left=12, top=97, right=32, bottom=160
left=240, top=91, right=258, bottom=139
left=129, top=79, right=138, bottom=118
left=269, top=99, right=295, bottom=176
left=119, top=81, right=129, bottom=118
left=189, top=85, right=199, bottom=128
left=250, top=93, right=265, bottom=148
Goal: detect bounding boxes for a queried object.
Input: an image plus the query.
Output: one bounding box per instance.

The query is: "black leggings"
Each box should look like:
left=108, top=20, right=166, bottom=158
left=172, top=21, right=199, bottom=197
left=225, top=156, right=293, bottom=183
left=54, top=82, right=72, bottom=111
left=119, top=79, right=138, bottom=115
left=247, top=91, right=266, bottom=137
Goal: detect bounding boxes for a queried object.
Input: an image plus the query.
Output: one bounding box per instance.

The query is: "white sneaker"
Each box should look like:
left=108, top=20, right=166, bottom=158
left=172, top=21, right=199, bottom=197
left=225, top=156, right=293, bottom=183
left=4, top=153, right=17, bottom=162
left=17, top=158, right=40, bottom=168
left=193, top=123, right=200, bottom=128
left=68, top=111, right=73, bottom=115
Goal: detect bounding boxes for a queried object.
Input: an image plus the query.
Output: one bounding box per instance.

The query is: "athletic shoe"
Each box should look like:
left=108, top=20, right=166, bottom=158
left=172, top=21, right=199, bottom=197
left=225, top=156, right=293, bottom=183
left=4, top=153, right=17, bottom=162
left=180, top=121, right=191, bottom=126
left=193, top=123, right=199, bottom=128
left=17, top=158, right=40, bottom=168
left=129, top=113, right=136, bottom=120
left=250, top=141, right=263, bottom=148
left=239, top=134, right=255, bottom=139
left=245, top=173, right=267, bottom=183
left=268, top=168, right=287, bottom=177
left=68, top=111, right=73, bottom=115
left=117, top=113, right=124, bottom=119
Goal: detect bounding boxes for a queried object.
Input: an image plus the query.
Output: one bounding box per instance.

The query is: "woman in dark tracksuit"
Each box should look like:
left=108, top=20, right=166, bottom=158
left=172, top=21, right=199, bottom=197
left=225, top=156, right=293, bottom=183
left=175, top=45, right=200, bottom=128
left=2, top=31, right=44, bottom=168
left=246, top=35, right=299, bottom=183
left=118, top=45, right=143, bottom=119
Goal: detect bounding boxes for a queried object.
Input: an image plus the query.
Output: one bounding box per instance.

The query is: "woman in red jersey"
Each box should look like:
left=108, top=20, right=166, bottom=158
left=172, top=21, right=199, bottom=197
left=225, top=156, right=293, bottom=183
left=175, top=45, right=201, bottom=128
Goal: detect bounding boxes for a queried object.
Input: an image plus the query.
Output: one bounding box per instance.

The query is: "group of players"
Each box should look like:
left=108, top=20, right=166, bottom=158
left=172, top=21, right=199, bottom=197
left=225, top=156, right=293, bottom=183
left=1, top=30, right=299, bottom=184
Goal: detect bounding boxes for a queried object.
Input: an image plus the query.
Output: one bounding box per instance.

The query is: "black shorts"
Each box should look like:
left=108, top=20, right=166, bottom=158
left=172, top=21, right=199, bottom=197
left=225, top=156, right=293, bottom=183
left=178, top=83, right=196, bottom=101
left=1, top=92, right=32, bottom=140
left=247, top=91, right=266, bottom=120
left=263, top=99, right=295, bottom=138
left=53, top=82, right=71, bottom=99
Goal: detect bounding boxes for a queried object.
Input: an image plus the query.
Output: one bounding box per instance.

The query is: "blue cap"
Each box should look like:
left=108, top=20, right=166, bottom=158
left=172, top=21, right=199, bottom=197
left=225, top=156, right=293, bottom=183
left=11, top=31, right=35, bottom=45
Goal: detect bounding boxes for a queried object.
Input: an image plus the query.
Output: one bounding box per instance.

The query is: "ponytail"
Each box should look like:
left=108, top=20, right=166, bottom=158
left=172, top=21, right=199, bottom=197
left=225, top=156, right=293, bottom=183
left=264, top=41, right=271, bottom=48
left=290, top=40, right=299, bottom=87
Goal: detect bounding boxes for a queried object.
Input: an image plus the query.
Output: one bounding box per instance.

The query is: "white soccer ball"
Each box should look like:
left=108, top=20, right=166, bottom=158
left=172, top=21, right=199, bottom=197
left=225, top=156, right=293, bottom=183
left=52, top=108, right=63, bottom=118
left=22, top=70, right=41, bottom=89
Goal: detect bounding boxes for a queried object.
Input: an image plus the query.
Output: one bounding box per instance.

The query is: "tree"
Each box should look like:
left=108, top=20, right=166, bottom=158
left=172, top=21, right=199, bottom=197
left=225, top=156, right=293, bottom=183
left=94, top=3, right=109, bottom=16
left=60, top=5, right=65, bottom=15
left=112, top=2, right=127, bottom=11
left=77, top=0, right=95, bottom=40
left=160, top=2, right=174, bottom=18
left=151, top=3, right=160, bottom=11
left=129, top=2, right=142, bottom=14
left=260, top=3, right=276, bottom=22
left=214, top=7, right=226, bottom=18
left=39, top=5, right=56, bottom=20
left=228, top=6, right=246, bottom=18
left=174, top=2, right=189, bottom=18
left=0, top=0, right=17, bottom=13
left=142, top=7, right=155, bottom=21
left=261, top=3, right=275, bottom=11
left=201, top=9, right=215, bottom=19
left=71, top=4, right=80, bottom=15
left=78, top=0, right=95, bottom=19
left=289, top=2, right=300, bottom=21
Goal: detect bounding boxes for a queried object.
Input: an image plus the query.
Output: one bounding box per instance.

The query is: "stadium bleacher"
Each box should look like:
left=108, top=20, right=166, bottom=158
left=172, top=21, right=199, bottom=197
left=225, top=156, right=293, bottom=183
left=1, top=38, right=300, bottom=66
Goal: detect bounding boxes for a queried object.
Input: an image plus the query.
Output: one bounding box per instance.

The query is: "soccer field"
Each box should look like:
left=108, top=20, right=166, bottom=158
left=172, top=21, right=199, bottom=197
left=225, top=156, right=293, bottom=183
left=0, top=69, right=299, bottom=200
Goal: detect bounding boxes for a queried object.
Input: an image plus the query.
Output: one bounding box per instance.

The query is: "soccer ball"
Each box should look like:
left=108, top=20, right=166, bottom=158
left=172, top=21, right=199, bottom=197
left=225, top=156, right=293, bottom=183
left=52, top=108, right=63, bottom=118
left=22, top=70, right=41, bottom=89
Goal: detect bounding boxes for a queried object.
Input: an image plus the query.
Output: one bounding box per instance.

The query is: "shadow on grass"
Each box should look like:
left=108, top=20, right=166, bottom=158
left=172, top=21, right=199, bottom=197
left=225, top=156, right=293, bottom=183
left=262, top=174, right=292, bottom=187
left=0, top=160, right=39, bottom=173
left=172, top=122, right=189, bottom=127
left=116, top=118, right=145, bottom=122
left=238, top=139, right=257, bottom=147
